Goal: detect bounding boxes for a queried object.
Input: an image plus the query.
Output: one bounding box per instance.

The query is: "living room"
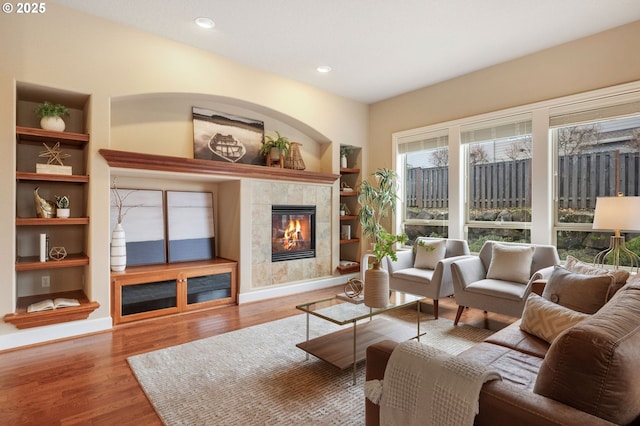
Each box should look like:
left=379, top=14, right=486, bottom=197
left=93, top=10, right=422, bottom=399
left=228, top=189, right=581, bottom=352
left=1, top=1, right=640, bottom=424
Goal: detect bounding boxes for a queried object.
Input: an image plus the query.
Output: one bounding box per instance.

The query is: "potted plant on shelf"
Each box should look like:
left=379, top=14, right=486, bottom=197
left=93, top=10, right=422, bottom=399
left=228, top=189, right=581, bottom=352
left=340, top=145, right=353, bottom=168
left=357, top=168, right=408, bottom=307
left=259, top=131, right=291, bottom=163
left=54, top=195, right=70, bottom=218
left=35, top=101, right=69, bottom=132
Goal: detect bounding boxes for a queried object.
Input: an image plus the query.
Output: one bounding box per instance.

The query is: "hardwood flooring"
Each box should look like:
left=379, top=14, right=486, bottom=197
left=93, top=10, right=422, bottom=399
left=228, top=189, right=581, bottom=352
left=0, top=285, right=515, bottom=425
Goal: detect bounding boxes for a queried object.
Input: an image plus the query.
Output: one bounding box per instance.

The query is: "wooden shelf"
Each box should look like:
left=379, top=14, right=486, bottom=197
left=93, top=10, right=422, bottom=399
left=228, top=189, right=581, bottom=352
left=16, top=253, right=89, bottom=271
left=16, top=217, right=90, bottom=226
left=339, top=167, right=360, bottom=174
left=3, top=290, right=99, bottom=329
left=99, top=149, right=340, bottom=185
left=16, top=171, right=89, bottom=183
left=340, top=215, right=358, bottom=221
left=340, top=238, right=360, bottom=245
left=340, top=191, right=358, bottom=197
left=337, top=263, right=360, bottom=274
left=16, top=126, right=89, bottom=147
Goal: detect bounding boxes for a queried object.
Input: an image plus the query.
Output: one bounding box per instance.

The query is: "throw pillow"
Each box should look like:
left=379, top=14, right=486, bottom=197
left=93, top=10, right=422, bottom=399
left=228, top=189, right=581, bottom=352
left=541, top=266, right=612, bottom=314
left=564, top=255, right=629, bottom=300
left=520, top=293, right=589, bottom=344
left=486, top=244, right=534, bottom=284
left=413, top=238, right=446, bottom=269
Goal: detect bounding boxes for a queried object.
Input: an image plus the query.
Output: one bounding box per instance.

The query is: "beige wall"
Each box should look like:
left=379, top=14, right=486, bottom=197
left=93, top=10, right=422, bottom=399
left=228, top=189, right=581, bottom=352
left=367, top=20, right=640, bottom=174
left=0, top=3, right=367, bottom=348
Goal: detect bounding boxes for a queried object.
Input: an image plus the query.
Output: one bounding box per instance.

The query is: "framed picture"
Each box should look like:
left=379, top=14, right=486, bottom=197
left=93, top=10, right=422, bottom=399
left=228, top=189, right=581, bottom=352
left=110, top=189, right=166, bottom=266
left=192, top=107, right=264, bottom=165
left=166, top=191, right=215, bottom=263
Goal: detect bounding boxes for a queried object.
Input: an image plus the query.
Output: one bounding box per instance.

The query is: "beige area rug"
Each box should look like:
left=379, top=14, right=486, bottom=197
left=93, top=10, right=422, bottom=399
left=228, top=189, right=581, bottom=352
left=128, top=308, right=494, bottom=425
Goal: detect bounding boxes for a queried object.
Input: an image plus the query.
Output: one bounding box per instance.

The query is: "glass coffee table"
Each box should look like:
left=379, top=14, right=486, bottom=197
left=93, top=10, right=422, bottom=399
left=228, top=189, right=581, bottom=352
left=296, top=290, right=425, bottom=384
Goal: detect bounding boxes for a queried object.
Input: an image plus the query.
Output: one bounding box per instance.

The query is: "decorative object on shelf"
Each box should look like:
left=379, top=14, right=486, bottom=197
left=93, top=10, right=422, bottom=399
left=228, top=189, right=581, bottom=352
left=33, top=186, right=55, bottom=218
left=358, top=168, right=408, bottom=308
left=340, top=202, right=350, bottom=216
left=284, top=142, right=306, bottom=170
left=39, top=233, right=48, bottom=262
left=37, top=142, right=72, bottom=175
left=260, top=131, right=291, bottom=168
left=592, top=194, right=640, bottom=273
left=341, top=224, right=351, bottom=240
left=340, top=181, right=354, bottom=192
left=55, top=195, right=70, bottom=218
left=193, top=107, right=264, bottom=165
left=340, top=145, right=353, bottom=168
left=35, top=101, right=69, bottom=132
left=110, top=178, right=129, bottom=272
left=49, top=246, right=68, bottom=261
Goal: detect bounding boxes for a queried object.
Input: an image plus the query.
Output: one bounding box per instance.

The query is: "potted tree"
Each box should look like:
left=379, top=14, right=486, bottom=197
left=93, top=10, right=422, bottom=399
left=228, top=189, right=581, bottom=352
left=35, top=101, right=69, bottom=132
left=357, top=168, right=407, bottom=307
left=259, top=131, right=291, bottom=163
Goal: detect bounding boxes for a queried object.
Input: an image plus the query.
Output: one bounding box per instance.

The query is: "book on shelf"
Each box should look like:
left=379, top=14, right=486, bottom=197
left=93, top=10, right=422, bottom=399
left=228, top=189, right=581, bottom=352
left=27, top=297, right=80, bottom=313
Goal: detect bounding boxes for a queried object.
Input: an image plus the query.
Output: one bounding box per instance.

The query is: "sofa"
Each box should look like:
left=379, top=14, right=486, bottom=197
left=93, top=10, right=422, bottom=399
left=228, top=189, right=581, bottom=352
left=384, top=237, right=471, bottom=319
left=365, top=274, right=640, bottom=425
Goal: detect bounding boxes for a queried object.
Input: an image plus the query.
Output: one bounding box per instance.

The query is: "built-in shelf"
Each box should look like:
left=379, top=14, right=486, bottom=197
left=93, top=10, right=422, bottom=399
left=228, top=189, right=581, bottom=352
left=15, top=254, right=90, bottom=271
left=3, top=290, right=99, bottom=329
left=99, top=149, right=340, bottom=184
left=16, top=171, right=89, bottom=183
left=16, top=126, right=89, bottom=147
left=16, top=217, right=90, bottom=226
left=340, top=238, right=360, bottom=245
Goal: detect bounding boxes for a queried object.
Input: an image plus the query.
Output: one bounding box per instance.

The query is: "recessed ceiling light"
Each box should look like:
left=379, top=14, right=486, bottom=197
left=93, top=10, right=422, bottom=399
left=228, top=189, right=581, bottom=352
left=317, top=65, right=332, bottom=73
left=195, top=17, right=215, bottom=29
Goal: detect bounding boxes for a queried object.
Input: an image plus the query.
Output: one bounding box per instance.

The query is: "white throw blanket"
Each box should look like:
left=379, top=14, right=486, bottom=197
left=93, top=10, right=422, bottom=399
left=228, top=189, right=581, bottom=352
left=365, top=340, right=501, bottom=426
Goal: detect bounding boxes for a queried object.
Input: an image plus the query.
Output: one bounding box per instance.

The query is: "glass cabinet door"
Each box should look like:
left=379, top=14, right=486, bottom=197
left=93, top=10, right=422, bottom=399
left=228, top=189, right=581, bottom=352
left=186, top=273, right=231, bottom=306
left=121, top=279, right=178, bottom=316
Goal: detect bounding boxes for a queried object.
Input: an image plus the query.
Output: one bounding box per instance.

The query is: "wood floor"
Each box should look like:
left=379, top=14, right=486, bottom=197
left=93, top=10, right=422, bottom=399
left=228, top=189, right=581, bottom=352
left=0, top=285, right=515, bottom=425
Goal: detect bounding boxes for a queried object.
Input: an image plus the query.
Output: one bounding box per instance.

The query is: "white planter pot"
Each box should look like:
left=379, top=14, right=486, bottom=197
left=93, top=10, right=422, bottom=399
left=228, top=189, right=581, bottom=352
left=340, top=155, right=348, bottom=168
left=56, top=208, right=70, bottom=218
left=40, top=116, right=66, bottom=132
left=270, top=147, right=281, bottom=160
left=110, top=223, right=127, bottom=272
left=364, top=262, right=390, bottom=308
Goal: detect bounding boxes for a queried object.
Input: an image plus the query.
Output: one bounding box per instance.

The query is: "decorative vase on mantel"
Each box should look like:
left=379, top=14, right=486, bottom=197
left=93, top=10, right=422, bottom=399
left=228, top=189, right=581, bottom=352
left=110, top=223, right=127, bottom=272
left=364, top=261, right=390, bottom=308
left=340, top=154, right=348, bottom=169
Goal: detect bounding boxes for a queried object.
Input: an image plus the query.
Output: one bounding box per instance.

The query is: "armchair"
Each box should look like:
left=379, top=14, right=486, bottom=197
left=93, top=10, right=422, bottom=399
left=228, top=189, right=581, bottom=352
left=450, top=241, right=559, bottom=325
left=384, top=237, right=471, bottom=319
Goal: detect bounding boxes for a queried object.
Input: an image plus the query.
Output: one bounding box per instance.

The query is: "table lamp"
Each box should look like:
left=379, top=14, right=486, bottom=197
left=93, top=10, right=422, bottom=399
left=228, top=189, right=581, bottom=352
left=592, top=194, right=640, bottom=272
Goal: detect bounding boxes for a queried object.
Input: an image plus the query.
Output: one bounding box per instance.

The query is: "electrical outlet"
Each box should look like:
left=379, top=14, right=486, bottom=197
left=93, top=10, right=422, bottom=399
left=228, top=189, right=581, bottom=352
left=41, top=276, right=50, bottom=288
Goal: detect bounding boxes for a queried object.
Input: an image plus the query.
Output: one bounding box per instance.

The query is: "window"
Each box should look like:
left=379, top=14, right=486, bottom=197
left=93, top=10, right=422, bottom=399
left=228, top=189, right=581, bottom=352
left=552, top=105, right=640, bottom=265
left=461, top=115, right=533, bottom=251
left=397, top=130, right=449, bottom=244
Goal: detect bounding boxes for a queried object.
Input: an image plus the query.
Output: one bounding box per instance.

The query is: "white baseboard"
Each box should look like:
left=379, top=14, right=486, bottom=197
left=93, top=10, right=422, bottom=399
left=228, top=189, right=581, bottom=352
left=0, top=317, right=112, bottom=351
left=238, top=274, right=359, bottom=304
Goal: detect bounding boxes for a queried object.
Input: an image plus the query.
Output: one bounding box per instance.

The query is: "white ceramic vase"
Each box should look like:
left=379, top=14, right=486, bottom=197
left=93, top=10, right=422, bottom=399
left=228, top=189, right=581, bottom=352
left=40, top=116, right=66, bottom=132
left=340, top=155, right=348, bottom=168
left=364, top=262, right=390, bottom=308
left=110, top=223, right=127, bottom=272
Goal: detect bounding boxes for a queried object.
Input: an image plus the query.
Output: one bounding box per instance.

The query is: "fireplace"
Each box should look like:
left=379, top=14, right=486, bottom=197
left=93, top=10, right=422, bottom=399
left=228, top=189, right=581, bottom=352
left=272, top=205, right=316, bottom=262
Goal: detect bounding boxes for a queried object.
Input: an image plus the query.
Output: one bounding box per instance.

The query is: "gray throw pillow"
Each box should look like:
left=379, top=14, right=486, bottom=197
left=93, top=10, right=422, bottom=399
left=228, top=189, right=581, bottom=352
left=541, top=266, right=612, bottom=314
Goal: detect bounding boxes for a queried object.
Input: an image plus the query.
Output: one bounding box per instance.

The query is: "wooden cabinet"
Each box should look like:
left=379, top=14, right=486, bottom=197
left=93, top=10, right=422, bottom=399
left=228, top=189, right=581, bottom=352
left=337, top=146, right=362, bottom=274
left=4, top=85, right=98, bottom=329
left=111, top=259, right=238, bottom=324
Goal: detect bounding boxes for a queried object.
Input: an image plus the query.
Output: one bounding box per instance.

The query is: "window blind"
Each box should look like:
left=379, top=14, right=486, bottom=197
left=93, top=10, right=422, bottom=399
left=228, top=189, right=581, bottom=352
left=397, top=129, right=448, bottom=154
left=460, top=113, right=532, bottom=144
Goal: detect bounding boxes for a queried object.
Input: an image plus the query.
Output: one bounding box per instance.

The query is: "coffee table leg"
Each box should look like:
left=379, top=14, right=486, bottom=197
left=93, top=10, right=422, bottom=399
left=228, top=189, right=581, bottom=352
left=417, top=301, right=421, bottom=342
left=352, top=321, right=357, bottom=385
left=305, top=312, right=310, bottom=361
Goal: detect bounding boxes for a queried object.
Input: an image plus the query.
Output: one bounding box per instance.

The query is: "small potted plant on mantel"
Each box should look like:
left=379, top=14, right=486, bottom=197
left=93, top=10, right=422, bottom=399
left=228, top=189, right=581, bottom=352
left=35, top=101, right=69, bottom=132
left=260, top=131, right=291, bottom=165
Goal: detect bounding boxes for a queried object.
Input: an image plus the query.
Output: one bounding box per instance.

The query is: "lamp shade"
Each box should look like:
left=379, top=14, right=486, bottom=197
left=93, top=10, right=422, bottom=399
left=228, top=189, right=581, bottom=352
left=592, top=196, right=640, bottom=231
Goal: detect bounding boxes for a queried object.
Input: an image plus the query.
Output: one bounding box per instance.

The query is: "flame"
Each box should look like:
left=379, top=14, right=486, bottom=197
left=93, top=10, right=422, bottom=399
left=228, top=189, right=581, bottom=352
left=283, top=219, right=302, bottom=250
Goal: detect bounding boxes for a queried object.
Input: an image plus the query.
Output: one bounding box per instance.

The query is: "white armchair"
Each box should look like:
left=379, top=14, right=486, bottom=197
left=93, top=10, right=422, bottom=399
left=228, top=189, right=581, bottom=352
left=450, top=241, right=559, bottom=325
left=384, top=237, right=471, bottom=319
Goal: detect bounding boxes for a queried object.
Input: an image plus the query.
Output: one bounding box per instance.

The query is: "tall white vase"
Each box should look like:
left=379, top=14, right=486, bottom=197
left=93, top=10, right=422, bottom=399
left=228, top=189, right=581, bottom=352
left=364, top=262, right=390, bottom=308
left=110, top=223, right=127, bottom=272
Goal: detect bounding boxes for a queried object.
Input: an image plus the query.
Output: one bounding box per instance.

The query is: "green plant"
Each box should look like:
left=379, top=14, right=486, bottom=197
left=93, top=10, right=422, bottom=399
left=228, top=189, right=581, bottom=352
left=35, top=101, right=69, bottom=118
left=358, top=168, right=407, bottom=263
left=340, top=145, right=353, bottom=157
left=54, top=195, right=70, bottom=209
left=259, top=131, right=291, bottom=157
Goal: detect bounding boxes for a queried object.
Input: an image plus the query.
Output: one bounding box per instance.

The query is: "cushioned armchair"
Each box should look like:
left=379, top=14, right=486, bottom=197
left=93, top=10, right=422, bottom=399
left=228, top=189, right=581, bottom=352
left=384, top=237, right=471, bottom=319
left=450, top=241, right=559, bottom=325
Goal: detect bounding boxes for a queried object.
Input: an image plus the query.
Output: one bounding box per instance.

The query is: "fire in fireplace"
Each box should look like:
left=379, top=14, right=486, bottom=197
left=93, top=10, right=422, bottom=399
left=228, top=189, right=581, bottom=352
left=272, top=205, right=316, bottom=262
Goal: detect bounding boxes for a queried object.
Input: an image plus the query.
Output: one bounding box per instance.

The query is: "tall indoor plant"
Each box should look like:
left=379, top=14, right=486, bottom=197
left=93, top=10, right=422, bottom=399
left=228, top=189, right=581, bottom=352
left=357, top=168, right=407, bottom=307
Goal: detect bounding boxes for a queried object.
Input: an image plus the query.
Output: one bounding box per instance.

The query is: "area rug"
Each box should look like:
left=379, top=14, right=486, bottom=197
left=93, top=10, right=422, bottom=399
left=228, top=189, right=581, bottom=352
left=128, top=309, right=494, bottom=425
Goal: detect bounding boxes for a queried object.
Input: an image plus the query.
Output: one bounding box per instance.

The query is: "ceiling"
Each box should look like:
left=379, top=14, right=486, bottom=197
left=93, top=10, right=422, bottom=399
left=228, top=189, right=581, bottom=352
left=53, top=0, right=640, bottom=104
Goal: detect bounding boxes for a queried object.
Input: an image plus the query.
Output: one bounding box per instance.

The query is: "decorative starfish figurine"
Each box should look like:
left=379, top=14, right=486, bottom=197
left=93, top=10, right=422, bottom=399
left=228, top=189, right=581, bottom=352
left=39, top=142, right=71, bottom=166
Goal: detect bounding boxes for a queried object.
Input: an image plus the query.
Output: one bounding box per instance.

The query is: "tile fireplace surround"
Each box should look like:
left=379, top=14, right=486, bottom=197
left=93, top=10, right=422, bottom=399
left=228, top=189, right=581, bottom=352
left=250, top=180, right=333, bottom=288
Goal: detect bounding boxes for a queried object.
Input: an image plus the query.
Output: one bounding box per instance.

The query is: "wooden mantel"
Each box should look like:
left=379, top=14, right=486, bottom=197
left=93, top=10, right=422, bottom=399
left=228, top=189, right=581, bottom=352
left=99, top=149, right=340, bottom=184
